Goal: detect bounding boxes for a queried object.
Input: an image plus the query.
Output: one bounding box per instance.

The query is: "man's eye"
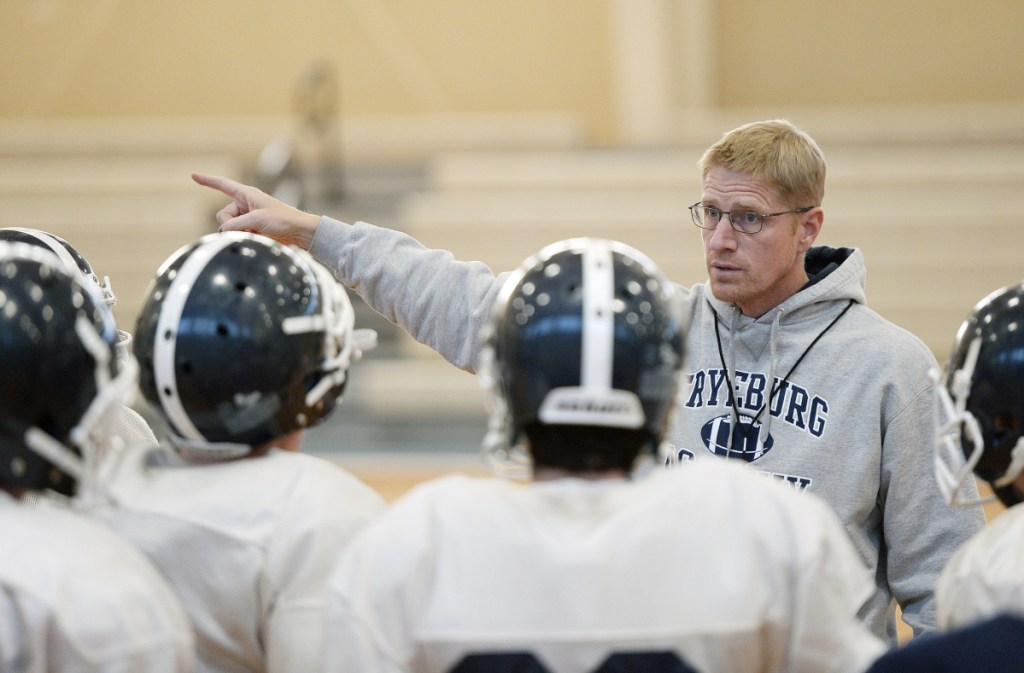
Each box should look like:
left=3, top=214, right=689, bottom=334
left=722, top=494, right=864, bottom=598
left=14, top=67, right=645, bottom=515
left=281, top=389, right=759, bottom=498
left=741, top=212, right=760, bottom=225
left=704, top=207, right=721, bottom=220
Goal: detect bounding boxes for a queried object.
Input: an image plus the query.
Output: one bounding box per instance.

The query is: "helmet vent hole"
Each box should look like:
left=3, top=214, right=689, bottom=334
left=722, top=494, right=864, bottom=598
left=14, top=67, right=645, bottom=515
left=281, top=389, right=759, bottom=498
left=163, top=329, right=173, bottom=340
left=162, top=387, right=173, bottom=397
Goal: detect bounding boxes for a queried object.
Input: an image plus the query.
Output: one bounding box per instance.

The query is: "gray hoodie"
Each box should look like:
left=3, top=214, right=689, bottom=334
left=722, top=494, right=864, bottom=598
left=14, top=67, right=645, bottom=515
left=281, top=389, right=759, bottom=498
left=311, top=217, right=985, bottom=643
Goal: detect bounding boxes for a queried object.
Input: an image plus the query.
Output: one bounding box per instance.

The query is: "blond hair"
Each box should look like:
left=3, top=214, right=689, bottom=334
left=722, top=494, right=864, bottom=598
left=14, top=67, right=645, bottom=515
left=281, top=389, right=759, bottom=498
left=699, top=119, right=826, bottom=207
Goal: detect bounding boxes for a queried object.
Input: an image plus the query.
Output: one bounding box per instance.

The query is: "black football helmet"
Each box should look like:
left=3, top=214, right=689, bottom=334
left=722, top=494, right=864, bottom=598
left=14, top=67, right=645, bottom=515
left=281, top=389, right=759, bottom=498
left=935, top=282, right=1024, bottom=508
left=0, top=242, right=135, bottom=497
left=0, top=227, right=131, bottom=364
left=133, top=232, right=374, bottom=460
left=0, top=227, right=117, bottom=305
left=478, top=238, right=686, bottom=477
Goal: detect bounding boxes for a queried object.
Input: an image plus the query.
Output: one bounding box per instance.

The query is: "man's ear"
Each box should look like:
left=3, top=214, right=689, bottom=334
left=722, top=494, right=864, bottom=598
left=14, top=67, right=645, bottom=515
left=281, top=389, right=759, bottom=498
left=797, top=207, right=824, bottom=252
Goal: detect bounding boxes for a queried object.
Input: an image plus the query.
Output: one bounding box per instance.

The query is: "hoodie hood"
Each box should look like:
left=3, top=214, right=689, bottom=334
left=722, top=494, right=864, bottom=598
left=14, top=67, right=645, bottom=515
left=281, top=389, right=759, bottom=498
left=705, top=245, right=865, bottom=329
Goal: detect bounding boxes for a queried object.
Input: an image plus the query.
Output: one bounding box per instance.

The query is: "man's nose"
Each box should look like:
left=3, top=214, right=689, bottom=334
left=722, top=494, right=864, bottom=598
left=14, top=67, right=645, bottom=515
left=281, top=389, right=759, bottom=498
left=706, top=216, right=738, bottom=250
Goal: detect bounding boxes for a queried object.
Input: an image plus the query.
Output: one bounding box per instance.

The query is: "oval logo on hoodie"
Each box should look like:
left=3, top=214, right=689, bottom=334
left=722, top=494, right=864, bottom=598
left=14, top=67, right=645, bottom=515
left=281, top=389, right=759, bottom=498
left=701, top=413, right=773, bottom=462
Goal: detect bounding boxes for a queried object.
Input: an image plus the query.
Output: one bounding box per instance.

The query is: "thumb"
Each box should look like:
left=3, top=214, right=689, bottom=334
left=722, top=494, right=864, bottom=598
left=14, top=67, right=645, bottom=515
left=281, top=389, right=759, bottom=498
left=218, top=210, right=269, bottom=234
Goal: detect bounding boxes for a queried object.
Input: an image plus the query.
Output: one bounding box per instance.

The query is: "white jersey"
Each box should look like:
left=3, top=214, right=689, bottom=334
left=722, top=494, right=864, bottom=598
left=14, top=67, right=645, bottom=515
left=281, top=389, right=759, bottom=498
left=113, top=403, right=159, bottom=447
left=94, top=444, right=385, bottom=673
left=0, top=490, right=195, bottom=672
left=325, top=459, right=885, bottom=673
left=936, top=504, right=1024, bottom=630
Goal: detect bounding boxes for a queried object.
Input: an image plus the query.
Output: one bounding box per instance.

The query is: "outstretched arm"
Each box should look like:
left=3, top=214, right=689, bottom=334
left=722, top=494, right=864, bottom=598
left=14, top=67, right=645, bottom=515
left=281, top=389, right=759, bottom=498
left=192, top=171, right=505, bottom=372
left=191, top=173, right=321, bottom=249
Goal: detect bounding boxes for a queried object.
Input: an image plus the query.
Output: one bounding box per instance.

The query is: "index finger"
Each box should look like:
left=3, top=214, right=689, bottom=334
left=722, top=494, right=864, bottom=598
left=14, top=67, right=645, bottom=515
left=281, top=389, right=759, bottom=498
left=192, top=172, right=247, bottom=198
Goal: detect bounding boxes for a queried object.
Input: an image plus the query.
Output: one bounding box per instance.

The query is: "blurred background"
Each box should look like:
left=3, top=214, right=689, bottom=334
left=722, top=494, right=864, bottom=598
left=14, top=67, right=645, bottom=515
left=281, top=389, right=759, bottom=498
left=2, top=0, right=1024, bottom=497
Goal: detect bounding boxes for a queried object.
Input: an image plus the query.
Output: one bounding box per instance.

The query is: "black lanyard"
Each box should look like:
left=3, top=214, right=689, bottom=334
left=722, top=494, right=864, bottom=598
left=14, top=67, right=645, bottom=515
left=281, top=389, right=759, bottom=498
left=712, top=299, right=855, bottom=433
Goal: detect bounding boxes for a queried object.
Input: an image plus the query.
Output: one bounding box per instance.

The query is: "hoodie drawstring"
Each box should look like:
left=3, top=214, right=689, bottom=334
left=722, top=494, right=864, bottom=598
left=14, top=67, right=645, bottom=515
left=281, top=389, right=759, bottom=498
left=723, top=310, right=740, bottom=455
left=763, top=309, right=783, bottom=441
left=713, top=299, right=855, bottom=456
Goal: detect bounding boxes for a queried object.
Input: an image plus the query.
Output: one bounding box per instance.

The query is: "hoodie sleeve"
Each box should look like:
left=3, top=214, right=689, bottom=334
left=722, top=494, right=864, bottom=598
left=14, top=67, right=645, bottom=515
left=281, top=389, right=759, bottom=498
left=879, top=381, right=986, bottom=637
left=309, top=216, right=508, bottom=372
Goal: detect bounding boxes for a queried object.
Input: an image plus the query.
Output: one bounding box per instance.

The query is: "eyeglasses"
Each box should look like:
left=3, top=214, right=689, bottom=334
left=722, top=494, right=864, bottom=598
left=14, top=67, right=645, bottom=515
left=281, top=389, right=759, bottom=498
left=689, top=202, right=814, bottom=235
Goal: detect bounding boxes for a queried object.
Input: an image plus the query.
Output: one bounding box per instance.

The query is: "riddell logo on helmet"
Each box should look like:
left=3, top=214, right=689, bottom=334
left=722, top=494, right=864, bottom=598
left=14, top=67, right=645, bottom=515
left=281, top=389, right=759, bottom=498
left=555, top=398, right=631, bottom=414
left=538, top=388, right=645, bottom=428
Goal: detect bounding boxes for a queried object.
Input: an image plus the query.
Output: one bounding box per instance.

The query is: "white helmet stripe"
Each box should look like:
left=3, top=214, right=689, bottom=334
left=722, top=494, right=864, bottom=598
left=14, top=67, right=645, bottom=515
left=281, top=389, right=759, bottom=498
left=7, top=227, right=81, bottom=277
left=581, top=239, right=614, bottom=389
left=153, top=236, right=236, bottom=442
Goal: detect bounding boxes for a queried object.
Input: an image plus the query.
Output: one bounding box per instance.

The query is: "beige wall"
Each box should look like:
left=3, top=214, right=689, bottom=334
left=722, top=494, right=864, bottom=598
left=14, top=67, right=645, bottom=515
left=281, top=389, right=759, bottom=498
left=2, top=1, right=1022, bottom=146
left=715, top=0, right=1024, bottom=108
left=0, top=1, right=615, bottom=136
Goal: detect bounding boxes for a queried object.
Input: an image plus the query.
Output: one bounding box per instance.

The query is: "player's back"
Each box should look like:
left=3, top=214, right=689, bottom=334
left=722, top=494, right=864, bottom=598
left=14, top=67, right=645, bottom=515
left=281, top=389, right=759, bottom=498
left=0, top=491, right=195, bottom=673
left=937, top=503, right=1024, bottom=629
left=95, top=443, right=384, bottom=673
left=326, top=458, right=883, bottom=673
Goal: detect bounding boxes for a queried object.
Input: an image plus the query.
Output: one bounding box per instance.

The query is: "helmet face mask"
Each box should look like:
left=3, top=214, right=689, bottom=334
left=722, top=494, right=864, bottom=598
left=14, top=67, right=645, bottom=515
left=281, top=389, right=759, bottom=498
left=935, top=283, right=1024, bottom=508
left=0, top=242, right=133, bottom=498
left=134, top=232, right=371, bottom=460
left=478, top=238, right=685, bottom=478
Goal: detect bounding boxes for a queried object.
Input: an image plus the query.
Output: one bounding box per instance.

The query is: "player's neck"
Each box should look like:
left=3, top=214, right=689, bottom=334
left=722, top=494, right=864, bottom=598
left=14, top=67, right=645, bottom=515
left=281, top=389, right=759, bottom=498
left=532, top=467, right=627, bottom=482
left=252, top=430, right=305, bottom=455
